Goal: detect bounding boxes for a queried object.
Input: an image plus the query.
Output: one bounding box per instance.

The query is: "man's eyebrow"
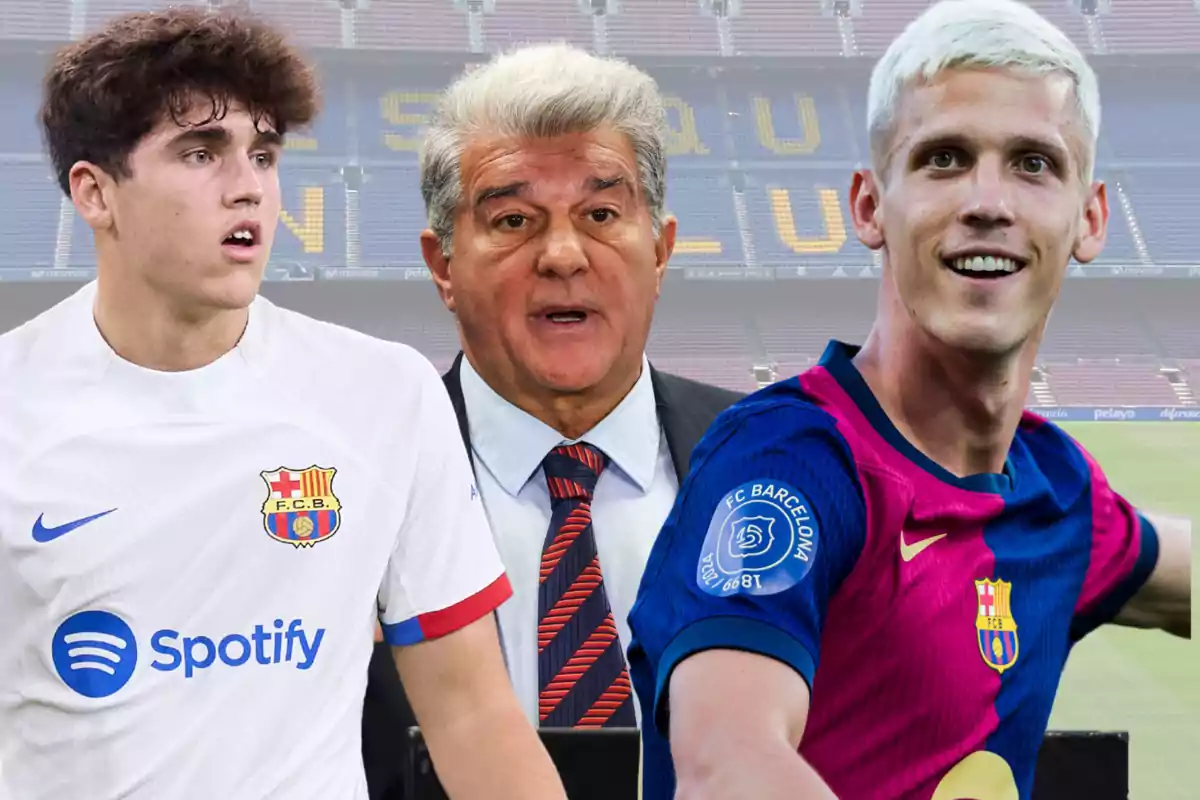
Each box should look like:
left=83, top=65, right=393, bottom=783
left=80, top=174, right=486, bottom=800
left=474, top=181, right=529, bottom=208
left=588, top=175, right=632, bottom=195
left=254, top=129, right=284, bottom=149
left=1008, top=134, right=1070, bottom=162
left=166, top=126, right=231, bottom=149
left=165, top=126, right=283, bottom=150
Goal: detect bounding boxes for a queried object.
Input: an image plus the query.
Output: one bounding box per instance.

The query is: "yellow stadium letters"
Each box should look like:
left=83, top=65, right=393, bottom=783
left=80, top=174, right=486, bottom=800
left=770, top=187, right=846, bottom=254
left=280, top=187, right=325, bottom=254
left=754, top=94, right=821, bottom=156
left=381, top=91, right=439, bottom=152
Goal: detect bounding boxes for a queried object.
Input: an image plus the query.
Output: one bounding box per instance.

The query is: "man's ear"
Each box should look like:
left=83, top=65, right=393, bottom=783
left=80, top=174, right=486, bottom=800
left=653, top=215, right=676, bottom=297
left=1072, top=180, right=1109, bottom=265
left=849, top=169, right=885, bottom=251
left=69, top=161, right=117, bottom=232
left=421, top=229, right=456, bottom=313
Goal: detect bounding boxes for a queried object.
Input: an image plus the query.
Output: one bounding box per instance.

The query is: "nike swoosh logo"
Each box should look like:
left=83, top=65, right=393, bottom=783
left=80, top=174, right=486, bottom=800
left=32, top=509, right=117, bottom=543
left=899, top=531, right=947, bottom=562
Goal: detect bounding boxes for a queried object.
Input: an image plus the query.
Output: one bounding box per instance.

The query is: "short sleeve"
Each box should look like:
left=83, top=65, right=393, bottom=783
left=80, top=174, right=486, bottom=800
left=377, top=356, right=511, bottom=647
left=627, top=399, right=867, bottom=734
left=1069, top=445, right=1160, bottom=641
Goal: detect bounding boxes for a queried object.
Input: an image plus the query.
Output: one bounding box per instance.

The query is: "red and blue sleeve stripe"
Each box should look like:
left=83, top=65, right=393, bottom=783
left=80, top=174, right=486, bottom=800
left=381, top=573, right=513, bottom=647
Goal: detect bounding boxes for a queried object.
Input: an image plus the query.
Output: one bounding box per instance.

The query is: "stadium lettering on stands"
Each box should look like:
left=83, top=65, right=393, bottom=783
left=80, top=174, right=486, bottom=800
left=754, top=94, right=821, bottom=155
left=381, top=91, right=438, bottom=152
left=770, top=188, right=847, bottom=254
left=663, top=95, right=709, bottom=156
left=150, top=619, right=325, bottom=679
left=280, top=186, right=324, bottom=253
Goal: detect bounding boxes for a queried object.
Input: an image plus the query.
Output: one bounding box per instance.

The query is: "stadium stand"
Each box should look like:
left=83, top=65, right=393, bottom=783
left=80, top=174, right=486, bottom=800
left=2, top=0, right=1199, bottom=410
left=0, top=0, right=1199, bottom=55
left=0, top=0, right=66, bottom=39
left=1122, top=167, right=1200, bottom=266
left=1101, top=0, right=1200, bottom=54
left=1042, top=361, right=1184, bottom=407
left=250, top=0, right=343, bottom=49
left=725, top=0, right=843, bottom=58
left=0, top=165, right=59, bottom=269
left=606, top=0, right=723, bottom=57
left=354, top=0, right=471, bottom=51
left=484, top=0, right=592, bottom=53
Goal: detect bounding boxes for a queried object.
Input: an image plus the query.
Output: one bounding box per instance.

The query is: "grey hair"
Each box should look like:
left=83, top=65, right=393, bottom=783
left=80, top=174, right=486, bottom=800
left=419, top=43, right=669, bottom=256
left=867, top=0, right=1101, bottom=180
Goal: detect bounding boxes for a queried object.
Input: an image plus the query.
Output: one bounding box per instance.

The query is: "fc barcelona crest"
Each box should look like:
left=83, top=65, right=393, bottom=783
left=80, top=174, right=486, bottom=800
left=260, top=466, right=342, bottom=549
left=975, top=578, right=1019, bottom=674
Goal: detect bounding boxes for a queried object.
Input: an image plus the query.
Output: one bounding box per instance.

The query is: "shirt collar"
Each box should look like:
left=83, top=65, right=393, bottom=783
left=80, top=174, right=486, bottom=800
left=459, top=354, right=661, bottom=497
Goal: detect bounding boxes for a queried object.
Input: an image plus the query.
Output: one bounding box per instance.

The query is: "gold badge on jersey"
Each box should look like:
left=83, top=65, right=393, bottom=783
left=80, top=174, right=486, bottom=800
left=975, top=578, right=1019, bottom=674
left=260, top=466, right=342, bottom=548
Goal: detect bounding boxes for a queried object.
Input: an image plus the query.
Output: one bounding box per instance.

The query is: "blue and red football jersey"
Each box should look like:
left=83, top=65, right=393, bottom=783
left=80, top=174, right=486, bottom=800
left=628, top=341, right=1159, bottom=800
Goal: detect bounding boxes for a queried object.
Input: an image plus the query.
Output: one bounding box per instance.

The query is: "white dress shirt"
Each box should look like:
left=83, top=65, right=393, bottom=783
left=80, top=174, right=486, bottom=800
left=459, top=355, right=679, bottom=726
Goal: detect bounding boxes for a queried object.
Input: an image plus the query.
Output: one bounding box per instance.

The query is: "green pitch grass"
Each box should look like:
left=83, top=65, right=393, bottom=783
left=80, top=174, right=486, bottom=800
left=1050, top=423, right=1199, bottom=800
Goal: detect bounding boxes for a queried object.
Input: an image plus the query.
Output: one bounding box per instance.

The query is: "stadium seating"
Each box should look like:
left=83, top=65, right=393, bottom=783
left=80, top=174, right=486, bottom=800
left=725, top=0, right=843, bottom=58
left=1098, top=66, right=1198, bottom=161
left=483, top=0, right=592, bottom=53
left=249, top=0, right=343, bottom=49
left=1146, top=293, right=1200, bottom=359
left=84, top=0, right=204, bottom=35
left=0, top=163, right=61, bottom=268
left=1121, top=167, right=1200, bottom=265
left=1042, top=361, right=1182, bottom=406
left=4, top=0, right=1200, bottom=55
left=353, top=0, right=471, bottom=51
left=0, top=58, right=1192, bottom=279
left=606, top=0, right=722, bottom=56
left=1100, top=0, right=1200, bottom=54
left=358, top=166, right=425, bottom=267
left=4, top=2, right=1200, bottom=410
left=741, top=170, right=865, bottom=269
left=664, top=171, right=742, bottom=267
left=0, top=0, right=67, bottom=39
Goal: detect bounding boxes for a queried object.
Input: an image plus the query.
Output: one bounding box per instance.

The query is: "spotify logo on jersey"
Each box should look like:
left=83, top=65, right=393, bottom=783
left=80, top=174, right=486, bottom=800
left=52, top=610, right=138, bottom=698
left=51, top=610, right=326, bottom=698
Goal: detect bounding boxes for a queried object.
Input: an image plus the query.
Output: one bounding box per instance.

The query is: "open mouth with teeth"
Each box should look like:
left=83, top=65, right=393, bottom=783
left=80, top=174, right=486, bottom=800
left=544, top=309, right=588, bottom=324
left=944, top=255, right=1026, bottom=279
left=223, top=228, right=258, bottom=249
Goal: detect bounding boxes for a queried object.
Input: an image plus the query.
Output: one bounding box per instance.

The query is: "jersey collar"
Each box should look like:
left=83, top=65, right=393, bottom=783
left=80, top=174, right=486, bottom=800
left=817, top=339, right=1015, bottom=494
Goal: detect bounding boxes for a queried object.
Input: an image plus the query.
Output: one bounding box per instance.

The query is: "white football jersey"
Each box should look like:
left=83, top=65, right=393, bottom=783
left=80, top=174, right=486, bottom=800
left=0, top=283, right=510, bottom=800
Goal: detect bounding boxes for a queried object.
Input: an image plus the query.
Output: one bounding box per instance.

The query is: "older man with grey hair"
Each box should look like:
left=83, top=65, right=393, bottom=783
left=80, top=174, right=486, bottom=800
left=361, top=43, right=741, bottom=799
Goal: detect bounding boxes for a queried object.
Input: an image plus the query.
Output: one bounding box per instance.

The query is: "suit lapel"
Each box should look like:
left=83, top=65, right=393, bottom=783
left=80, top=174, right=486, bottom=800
left=443, top=352, right=475, bottom=468
left=650, top=365, right=706, bottom=483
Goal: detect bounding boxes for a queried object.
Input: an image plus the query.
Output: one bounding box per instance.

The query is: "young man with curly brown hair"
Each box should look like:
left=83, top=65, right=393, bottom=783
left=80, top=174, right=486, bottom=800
left=0, top=9, right=563, bottom=800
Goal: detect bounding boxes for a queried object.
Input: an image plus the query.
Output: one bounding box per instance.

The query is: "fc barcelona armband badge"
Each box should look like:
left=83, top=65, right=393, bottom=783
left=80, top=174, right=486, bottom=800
left=695, top=479, right=820, bottom=597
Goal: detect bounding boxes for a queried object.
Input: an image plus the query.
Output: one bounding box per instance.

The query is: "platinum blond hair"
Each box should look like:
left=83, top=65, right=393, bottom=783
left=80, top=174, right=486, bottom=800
left=419, top=43, right=668, bottom=255
left=867, top=0, right=1101, bottom=180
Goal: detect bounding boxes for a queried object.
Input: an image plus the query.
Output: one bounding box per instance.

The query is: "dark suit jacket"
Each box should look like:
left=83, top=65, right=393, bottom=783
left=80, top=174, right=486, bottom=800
left=361, top=353, right=743, bottom=799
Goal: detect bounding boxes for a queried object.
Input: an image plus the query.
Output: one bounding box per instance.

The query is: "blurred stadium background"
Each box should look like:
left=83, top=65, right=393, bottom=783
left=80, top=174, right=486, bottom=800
left=0, top=0, right=1196, bottom=797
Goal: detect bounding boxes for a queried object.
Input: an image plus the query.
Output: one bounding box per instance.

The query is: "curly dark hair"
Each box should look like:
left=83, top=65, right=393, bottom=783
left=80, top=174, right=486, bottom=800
left=40, top=7, right=321, bottom=195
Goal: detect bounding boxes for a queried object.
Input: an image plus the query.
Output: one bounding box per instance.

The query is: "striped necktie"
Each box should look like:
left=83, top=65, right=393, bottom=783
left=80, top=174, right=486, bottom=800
left=537, top=443, right=636, bottom=728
